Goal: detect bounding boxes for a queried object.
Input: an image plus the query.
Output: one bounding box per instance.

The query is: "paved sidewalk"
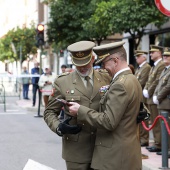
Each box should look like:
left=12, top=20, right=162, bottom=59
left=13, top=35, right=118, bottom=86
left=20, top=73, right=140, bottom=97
left=16, top=89, right=45, bottom=115
left=142, top=142, right=170, bottom=170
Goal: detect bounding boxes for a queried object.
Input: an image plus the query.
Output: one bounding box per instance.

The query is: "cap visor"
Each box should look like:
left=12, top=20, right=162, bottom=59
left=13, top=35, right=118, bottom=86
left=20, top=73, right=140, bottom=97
left=72, top=56, right=92, bottom=66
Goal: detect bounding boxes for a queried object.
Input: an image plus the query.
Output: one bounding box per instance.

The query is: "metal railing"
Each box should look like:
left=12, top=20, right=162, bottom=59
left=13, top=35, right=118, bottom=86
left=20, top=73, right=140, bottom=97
left=0, top=84, right=6, bottom=112
left=0, top=78, right=21, bottom=99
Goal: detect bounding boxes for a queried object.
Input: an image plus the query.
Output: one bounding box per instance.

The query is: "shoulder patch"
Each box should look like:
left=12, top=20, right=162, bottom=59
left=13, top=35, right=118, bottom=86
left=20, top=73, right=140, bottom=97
left=98, top=69, right=108, bottom=73
left=118, top=75, right=125, bottom=82
left=57, top=72, right=70, bottom=78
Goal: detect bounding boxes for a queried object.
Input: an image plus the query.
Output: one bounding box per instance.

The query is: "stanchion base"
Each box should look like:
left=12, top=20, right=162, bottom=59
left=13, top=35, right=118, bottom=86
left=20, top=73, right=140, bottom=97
left=34, top=114, right=43, bottom=118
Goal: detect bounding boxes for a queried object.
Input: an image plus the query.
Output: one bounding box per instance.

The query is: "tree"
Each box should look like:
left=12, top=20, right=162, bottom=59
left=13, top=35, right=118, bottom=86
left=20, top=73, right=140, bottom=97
left=0, top=25, right=37, bottom=63
left=46, top=0, right=103, bottom=48
left=45, top=0, right=169, bottom=50
left=82, top=1, right=115, bottom=45
left=96, top=0, right=169, bottom=49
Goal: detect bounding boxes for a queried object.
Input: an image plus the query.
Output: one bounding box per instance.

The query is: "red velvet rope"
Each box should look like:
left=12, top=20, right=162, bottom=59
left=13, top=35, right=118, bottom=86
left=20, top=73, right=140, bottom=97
left=142, top=115, right=170, bottom=135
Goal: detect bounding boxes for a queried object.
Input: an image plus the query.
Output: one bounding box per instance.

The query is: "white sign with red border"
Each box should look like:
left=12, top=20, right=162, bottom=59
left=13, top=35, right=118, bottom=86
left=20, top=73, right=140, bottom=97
left=155, top=0, right=170, bottom=17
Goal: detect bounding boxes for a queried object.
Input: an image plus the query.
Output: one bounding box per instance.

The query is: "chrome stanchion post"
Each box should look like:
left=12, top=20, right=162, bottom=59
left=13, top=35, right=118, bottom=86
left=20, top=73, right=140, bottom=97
left=160, top=110, right=170, bottom=169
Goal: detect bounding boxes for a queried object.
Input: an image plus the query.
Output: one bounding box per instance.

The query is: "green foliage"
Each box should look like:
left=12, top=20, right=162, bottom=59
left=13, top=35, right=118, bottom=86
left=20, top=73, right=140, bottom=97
left=42, top=0, right=56, bottom=5
left=47, top=0, right=103, bottom=48
left=92, top=0, right=169, bottom=49
left=0, top=25, right=37, bottom=62
left=0, top=35, right=14, bottom=62
left=83, top=1, right=115, bottom=45
left=110, top=0, right=168, bottom=33
left=46, top=0, right=169, bottom=49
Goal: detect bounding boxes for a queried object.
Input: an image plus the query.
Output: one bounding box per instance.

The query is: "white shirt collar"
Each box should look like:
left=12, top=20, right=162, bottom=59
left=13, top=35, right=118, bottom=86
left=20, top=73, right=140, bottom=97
left=139, top=61, right=147, bottom=68
left=113, top=67, right=130, bottom=80
left=154, top=58, right=162, bottom=66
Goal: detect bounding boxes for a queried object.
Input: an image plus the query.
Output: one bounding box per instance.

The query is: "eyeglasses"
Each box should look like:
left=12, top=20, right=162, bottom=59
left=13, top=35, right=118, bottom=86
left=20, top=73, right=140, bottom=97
left=101, top=58, right=113, bottom=67
left=163, top=55, right=170, bottom=57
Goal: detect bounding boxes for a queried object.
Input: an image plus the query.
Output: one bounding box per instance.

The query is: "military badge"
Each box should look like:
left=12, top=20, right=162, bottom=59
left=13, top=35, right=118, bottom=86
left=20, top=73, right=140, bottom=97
left=99, top=85, right=109, bottom=93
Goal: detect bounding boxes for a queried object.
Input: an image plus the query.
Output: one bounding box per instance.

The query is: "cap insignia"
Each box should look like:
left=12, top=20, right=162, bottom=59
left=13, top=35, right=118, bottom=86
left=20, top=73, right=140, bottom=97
left=76, top=52, right=84, bottom=58
left=164, top=47, right=169, bottom=52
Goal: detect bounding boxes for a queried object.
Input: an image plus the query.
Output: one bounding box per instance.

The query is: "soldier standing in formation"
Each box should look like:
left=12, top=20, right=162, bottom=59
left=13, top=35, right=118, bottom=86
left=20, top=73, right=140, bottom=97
left=68, top=41, right=143, bottom=170
left=44, top=41, right=111, bottom=170
left=153, top=47, right=170, bottom=157
left=143, top=45, right=165, bottom=152
left=135, top=50, right=151, bottom=147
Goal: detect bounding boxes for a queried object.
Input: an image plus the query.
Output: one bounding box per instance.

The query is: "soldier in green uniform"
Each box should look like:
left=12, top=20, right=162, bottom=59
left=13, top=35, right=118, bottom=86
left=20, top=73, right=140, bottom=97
left=44, top=41, right=111, bottom=170
left=135, top=50, right=151, bottom=147
left=68, top=41, right=143, bottom=170
left=143, top=45, right=165, bottom=152
left=153, top=47, right=170, bottom=157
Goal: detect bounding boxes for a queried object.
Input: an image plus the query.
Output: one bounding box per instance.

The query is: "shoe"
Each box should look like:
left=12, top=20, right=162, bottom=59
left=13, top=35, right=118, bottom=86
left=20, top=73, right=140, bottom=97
left=26, top=98, right=30, bottom=100
left=146, top=146, right=153, bottom=150
left=32, top=104, right=35, bottom=107
left=141, top=142, right=149, bottom=147
left=142, top=154, right=149, bottom=159
left=156, top=151, right=162, bottom=155
left=156, top=151, right=170, bottom=158
left=148, top=146, right=161, bottom=152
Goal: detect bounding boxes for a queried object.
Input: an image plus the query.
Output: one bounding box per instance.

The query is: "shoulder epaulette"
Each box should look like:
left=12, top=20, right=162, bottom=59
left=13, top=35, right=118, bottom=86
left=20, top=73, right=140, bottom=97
left=57, top=72, right=70, bottom=78
left=118, top=75, right=125, bottom=82
left=98, top=69, right=108, bottom=73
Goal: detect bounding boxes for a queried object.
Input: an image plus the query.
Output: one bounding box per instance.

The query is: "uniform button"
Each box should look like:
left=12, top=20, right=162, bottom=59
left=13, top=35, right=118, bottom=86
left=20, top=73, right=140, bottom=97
left=66, top=137, right=69, bottom=140
left=100, top=142, right=102, bottom=145
left=91, top=132, right=94, bottom=135
left=82, top=123, right=85, bottom=125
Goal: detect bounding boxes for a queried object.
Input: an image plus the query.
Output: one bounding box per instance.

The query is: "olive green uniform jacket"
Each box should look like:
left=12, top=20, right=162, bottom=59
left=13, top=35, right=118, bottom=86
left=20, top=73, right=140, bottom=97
left=144, top=60, right=165, bottom=104
left=44, top=70, right=111, bottom=163
left=77, top=70, right=143, bottom=170
left=135, top=62, right=151, bottom=103
left=154, top=67, right=170, bottom=110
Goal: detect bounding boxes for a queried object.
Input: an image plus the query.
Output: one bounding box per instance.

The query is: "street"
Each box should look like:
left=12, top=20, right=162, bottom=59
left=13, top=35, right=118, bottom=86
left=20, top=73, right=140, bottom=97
left=0, top=96, right=66, bottom=170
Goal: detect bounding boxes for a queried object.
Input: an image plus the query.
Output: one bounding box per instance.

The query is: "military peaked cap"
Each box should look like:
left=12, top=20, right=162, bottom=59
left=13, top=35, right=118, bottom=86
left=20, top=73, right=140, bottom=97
left=67, top=41, right=95, bottom=66
left=149, top=45, right=163, bottom=53
left=93, top=41, right=125, bottom=64
left=163, top=47, right=170, bottom=56
left=135, top=50, right=148, bottom=56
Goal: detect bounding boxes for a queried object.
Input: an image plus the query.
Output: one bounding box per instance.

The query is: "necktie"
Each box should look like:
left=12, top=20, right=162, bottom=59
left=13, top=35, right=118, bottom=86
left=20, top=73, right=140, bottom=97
left=164, top=68, right=167, bottom=72
left=85, top=76, right=93, bottom=97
